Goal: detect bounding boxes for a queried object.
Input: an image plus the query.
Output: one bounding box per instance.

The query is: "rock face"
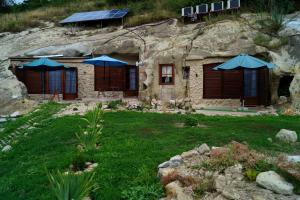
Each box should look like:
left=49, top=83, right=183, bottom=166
left=256, top=171, right=294, bottom=195
left=1, top=13, right=300, bottom=112
left=276, top=129, right=298, bottom=143
left=0, top=59, right=27, bottom=114
left=271, top=12, right=300, bottom=110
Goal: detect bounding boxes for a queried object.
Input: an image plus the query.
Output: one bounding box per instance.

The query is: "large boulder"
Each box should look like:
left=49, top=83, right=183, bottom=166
left=256, top=171, right=294, bottom=195
left=0, top=60, right=27, bottom=114
left=276, top=129, right=298, bottom=143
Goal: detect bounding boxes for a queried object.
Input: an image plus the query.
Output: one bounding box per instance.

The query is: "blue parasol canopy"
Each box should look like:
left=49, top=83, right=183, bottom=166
left=22, top=57, right=65, bottom=68
left=83, top=55, right=128, bottom=67
left=214, top=54, right=275, bottom=70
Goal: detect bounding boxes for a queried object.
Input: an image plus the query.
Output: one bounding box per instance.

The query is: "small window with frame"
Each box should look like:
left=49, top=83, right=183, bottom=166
left=159, top=64, right=174, bottom=85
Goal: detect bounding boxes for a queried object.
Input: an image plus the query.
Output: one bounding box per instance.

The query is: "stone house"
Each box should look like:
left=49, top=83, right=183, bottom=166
left=10, top=52, right=272, bottom=108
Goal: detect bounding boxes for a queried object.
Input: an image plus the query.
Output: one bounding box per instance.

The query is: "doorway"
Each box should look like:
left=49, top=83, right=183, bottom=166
left=124, top=65, right=139, bottom=97
left=243, top=69, right=270, bottom=106
left=63, top=68, right=78, bottom=100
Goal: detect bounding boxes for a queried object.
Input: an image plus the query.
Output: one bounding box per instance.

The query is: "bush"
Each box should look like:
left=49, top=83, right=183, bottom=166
left=121, top=184, right=163, bottom=200
left=194, top=176, right=215, bottom=197
left=107, top=100, right=122, bottom=110
left=48, top=170, right=96, bottom=200
left=76, top=108, right=103, bottom=151
left=71, top=152, right=88, bottom=171
left=184, top=115, right=198, bottom=127
left=244, top=168, right=259, bottom=181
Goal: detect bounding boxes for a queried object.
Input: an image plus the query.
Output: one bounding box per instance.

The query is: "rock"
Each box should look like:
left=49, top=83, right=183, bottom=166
left=0, top=118, right=7, bottom=123
left=165, top=181, right=193, bottom=200
left=276, top=129, right=298, bottom=143
left=170, top=155, right=182, bottom=163
left=224, top=164, right=244, bottom=181
left=287, top=156, right=300, bottom=163
left=278, top=96, right=288, bottom=104
left=158, top=161, right=171, bottom=168
left=169, top=155, right=183, bottom=167
left=158, top=168, right=176, bottom=178
left=210, top=147, right=228, bottom=158
left=181, top=150, right=199, bottom=159
left=256, top=171, right=294, bottom=195
left=215, top=175, right=226, bottom=192
left=196, top=143, right=210, bottom=154
left=2, top=145, right=12, bottom=152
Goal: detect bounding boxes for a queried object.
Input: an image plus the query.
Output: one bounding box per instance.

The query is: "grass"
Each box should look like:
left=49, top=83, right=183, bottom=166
left=0, top=103, right=299, bottom=199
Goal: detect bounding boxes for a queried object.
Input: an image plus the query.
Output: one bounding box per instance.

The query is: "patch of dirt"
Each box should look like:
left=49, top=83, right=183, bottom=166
left=174, top=123, right=185, bottom=128
left=138, top=127, right=156, bottom=137
left=174, top=123, right=209, bottom=128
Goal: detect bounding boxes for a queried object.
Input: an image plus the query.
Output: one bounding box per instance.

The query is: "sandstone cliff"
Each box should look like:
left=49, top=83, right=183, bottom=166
left=0, top=13, right=299, bottom=114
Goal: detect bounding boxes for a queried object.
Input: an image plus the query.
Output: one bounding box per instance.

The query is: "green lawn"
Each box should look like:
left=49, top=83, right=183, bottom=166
left=0, top=103, right=299, bottom=199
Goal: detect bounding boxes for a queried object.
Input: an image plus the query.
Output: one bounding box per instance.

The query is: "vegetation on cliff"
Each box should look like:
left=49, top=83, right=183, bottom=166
left=0, top=0, right=298, bottom=33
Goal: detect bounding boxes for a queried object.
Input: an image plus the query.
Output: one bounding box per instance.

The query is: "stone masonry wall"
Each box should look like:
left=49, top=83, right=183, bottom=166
left=187, top=58, right=241, bottom=108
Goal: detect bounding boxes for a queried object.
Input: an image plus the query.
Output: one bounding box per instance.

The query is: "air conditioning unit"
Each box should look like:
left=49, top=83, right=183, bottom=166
left=196, top=4, right=209, bottom=14
left=181, top=7, right=194, bottom=17
left=227, top=0, right=240, bottom=9
left=211, top=1, right=224, bottom=12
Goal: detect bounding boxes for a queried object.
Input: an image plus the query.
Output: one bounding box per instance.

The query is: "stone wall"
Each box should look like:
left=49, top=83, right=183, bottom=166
left=187, top=58, right=241, bottom=108
left=142, top=55, right=188, bottom=102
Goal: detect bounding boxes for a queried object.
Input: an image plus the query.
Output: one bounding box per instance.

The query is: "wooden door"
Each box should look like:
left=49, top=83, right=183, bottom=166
left=243, top=69, right=258, bottom=106
left=258, top=68, right=270, bottom=106
left=124, top=66, right=139, bottom=97
left=203, top=63, right=223, bottom=99
left=24, top=69, right=44, bottom=94
left=223, top=70, right=243, bottom=99
left=63, top=68, right=78, bottom=100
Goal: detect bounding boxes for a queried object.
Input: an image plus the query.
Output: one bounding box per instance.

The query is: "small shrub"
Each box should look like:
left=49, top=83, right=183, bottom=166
left=121, top=184, right=163, bottom=200
left=76, top=107, right=103, bottom=151
left=107, top=100, right=122, bottom=110
left=71, top=153, right=88, bottom=171
left=184, top=115, right=198, bottom=127
left=255, top=160, right=277, bottom=172
left=244, top=168, right=259, bottom=181
left=254, top=33, right=271, bottom=47
left=48, top=170, right=96, bottom=200
left=194, top=176, right=215, bottom=197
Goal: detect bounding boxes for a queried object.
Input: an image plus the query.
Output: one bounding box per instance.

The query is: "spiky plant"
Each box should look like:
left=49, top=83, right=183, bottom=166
left=76, top=107, right=103, bottom=151
left=48, top=170, right=96, bottom=200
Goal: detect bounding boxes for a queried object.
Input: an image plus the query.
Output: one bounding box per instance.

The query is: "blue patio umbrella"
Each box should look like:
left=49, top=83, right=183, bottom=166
left=22, top=58, right=66, bottom=96
left=214, top=54, right=275, bottom=70
left=83, top=55, right=128, bottom=90
left=22, top=57, right=65, bottom=68
left=83, top=55, right=128, bottom=67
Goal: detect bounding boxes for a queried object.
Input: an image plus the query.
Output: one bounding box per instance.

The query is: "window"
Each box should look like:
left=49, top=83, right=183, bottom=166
left=159, top=64, right=174, bottom=85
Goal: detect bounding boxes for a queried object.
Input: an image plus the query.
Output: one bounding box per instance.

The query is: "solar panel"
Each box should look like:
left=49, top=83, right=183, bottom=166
left=60, top=9, right=129, bottom=24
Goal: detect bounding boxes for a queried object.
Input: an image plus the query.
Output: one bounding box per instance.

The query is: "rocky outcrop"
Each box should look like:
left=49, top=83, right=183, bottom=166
left=158, top=142, right=300, bottom=200
left=270, top=12, right=300, bottom=110
left=0, top=59, right=27, bottom=114
left=1, top=12, right=300, bottom=112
